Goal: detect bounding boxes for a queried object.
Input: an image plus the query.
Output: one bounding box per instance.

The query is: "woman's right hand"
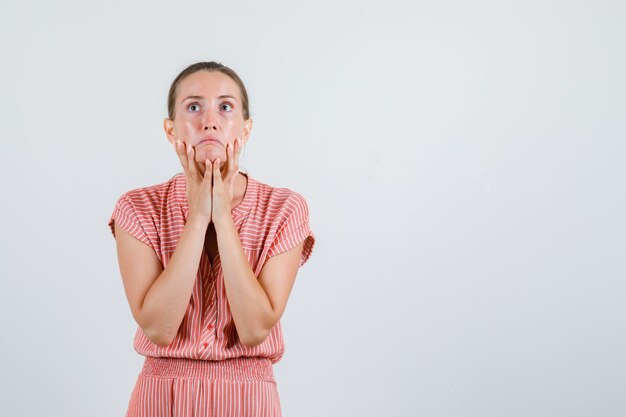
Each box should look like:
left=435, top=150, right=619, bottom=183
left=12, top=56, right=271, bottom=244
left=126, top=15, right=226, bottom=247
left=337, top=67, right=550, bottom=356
left=173, top=140, right=213, bottom=224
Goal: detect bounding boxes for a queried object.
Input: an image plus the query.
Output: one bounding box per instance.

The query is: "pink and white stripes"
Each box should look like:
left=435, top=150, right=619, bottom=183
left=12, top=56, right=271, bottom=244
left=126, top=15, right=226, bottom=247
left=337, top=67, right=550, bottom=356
left=108, top=171, right=315, bottom=416
left=126, top=356, right=281, bottom=417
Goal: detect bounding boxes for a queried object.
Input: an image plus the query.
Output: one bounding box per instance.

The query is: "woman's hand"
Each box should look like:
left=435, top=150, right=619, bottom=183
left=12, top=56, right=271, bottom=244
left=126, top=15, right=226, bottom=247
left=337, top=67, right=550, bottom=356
left=173, top=140, right=213, bottom=225
left=211, top=137, right=244, bottom=226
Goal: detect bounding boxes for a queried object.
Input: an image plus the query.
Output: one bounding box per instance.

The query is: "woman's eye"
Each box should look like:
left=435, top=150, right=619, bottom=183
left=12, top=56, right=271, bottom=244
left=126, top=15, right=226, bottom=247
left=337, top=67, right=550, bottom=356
left=187, top=103, right=201, bottom=112
left=221, top=102, right=233, bottom=112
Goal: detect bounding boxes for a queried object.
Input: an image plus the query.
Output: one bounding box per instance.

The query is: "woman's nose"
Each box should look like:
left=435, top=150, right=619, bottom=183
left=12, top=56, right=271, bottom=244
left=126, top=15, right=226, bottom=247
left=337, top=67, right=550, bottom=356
left=202, top=110, right=218, bottom=130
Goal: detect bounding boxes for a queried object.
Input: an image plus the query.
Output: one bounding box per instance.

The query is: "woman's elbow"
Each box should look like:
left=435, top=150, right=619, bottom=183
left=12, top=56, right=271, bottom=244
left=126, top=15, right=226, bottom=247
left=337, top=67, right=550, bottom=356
left=240, top=330, right=269, bottom=347
left=143, top=326, right=174, bottom=347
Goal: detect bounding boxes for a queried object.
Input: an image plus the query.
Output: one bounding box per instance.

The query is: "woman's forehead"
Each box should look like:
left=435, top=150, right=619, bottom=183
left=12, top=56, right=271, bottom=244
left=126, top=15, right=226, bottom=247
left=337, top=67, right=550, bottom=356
left=178, top=71, right=239, bottom=101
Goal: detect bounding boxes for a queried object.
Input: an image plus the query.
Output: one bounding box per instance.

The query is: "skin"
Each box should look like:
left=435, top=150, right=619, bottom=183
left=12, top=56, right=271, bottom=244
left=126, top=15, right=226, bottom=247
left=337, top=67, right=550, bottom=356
left=113, top=70, right=304, bottom=347
left=163, top=70, right=251, bottom=203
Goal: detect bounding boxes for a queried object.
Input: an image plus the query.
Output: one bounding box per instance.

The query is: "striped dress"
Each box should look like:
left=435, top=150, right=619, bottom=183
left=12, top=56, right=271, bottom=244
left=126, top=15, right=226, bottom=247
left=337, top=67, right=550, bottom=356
left=107, top=171, right=315, bottom=417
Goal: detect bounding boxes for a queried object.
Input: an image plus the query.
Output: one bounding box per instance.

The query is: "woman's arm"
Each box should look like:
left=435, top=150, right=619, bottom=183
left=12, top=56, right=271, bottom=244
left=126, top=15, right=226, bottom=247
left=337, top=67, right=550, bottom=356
left=214, top=215, right=304, bottom=347
left=210, top=140, right=305, bottom=346
left=114, top=214, right=209, bottom=346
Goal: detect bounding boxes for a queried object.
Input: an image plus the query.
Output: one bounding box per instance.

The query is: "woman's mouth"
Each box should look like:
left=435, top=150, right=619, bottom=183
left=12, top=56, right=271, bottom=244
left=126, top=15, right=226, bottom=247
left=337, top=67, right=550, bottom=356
left=197, top=139, right=222, bottom=146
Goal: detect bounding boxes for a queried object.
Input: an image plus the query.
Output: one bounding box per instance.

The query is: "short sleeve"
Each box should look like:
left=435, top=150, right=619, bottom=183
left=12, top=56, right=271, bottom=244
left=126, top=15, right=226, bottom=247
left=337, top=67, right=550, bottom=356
left=267, top=192, right=316, bottom=267
left=107, top=194, right=155, bottom=250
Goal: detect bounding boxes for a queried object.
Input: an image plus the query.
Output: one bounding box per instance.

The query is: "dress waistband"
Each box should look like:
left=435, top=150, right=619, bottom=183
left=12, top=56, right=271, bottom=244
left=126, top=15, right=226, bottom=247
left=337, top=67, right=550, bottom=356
left=140, top=356, right=275, bottom=383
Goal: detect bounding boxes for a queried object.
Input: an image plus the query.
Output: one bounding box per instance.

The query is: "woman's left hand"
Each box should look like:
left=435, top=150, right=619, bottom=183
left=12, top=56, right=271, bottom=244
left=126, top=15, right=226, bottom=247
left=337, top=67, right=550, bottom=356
left=211, top=137, right=244, bottom=225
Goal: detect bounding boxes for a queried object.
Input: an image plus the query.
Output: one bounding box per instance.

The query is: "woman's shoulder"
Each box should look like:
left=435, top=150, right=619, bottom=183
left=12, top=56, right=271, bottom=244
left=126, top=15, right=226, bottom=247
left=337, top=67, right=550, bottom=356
left=112, top=173, right=183, bottom=218
left=248, top=175, right=310, bottom=216
left=108, top=174, right=182, bottom=243
left=249, top=177, right=304, bottom=203
left=117, top=173, right=182, bottom=203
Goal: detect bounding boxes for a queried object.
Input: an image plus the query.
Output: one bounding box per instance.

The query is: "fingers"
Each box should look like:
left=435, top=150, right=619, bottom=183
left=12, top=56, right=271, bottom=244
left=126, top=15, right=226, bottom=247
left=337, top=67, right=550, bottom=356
left=235, top=137, right=243, bottom=161
left=186, top=144, right=199, bottom=178
left=213, top=157, right=222, bottom=187
left=225, top=142, right=235, bottom=182
left=173, top=140, right=201, bottom=179
left=224, top=138, right=241, bottom=183
left=202, top=159, right=213, bottom=189
left=174, top=140, right=189, bottom=173
left=175, top=139, right=238, bottom=186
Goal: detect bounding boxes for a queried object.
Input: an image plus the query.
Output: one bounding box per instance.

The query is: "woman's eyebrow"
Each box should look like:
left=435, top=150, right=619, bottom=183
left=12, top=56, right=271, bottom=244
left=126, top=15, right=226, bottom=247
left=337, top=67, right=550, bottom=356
left=180, top=94, right=239, bottom=103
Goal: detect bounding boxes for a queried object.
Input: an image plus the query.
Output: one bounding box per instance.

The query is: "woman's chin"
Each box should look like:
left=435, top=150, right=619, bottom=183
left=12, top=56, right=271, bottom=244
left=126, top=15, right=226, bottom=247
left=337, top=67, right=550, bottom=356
left=195, top=147, right=224, bottom=164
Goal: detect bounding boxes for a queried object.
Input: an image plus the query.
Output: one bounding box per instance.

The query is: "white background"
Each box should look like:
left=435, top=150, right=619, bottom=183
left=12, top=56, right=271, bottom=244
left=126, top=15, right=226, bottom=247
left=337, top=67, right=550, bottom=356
left=1, top=0, right=624, bottom=416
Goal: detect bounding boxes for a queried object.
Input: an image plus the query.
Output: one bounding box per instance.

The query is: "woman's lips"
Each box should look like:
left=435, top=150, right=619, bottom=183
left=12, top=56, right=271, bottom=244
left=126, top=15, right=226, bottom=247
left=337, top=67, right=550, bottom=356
left=197, top=139, right=222, bottom=146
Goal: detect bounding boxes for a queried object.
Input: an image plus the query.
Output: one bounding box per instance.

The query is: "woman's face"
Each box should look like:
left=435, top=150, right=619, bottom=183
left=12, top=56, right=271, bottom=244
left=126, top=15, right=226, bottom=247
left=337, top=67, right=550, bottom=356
left=164, top=70, right=252, bottom=169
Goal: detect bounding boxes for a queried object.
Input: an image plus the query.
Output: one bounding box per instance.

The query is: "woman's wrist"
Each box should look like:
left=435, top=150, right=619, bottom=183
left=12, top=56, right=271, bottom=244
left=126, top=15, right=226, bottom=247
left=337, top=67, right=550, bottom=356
left=213, top=214, right=235, bottom=232
left=186, top=213, right=210, bottom=230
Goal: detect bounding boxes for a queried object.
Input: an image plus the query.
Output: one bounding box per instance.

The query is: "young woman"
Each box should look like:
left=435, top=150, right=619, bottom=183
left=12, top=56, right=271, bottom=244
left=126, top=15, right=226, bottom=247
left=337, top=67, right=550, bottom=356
left=108, top=61, right=315, bottom=417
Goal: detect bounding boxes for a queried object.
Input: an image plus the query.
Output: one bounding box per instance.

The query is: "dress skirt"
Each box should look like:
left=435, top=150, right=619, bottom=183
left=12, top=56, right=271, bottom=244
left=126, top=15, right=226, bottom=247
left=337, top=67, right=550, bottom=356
left=125, top=356, right=281, bottom=417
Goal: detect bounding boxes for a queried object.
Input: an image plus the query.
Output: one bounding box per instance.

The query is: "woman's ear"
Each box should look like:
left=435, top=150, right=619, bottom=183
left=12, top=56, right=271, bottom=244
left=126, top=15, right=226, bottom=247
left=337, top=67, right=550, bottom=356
left=163, top=118, right=176, bottom=144
left=242, top=117, right=253, bottom=146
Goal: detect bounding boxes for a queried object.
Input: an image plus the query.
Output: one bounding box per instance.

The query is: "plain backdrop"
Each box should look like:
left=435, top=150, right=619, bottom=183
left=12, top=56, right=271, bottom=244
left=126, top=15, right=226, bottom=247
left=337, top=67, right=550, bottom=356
left=1, top=0, right=624, bottom=416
